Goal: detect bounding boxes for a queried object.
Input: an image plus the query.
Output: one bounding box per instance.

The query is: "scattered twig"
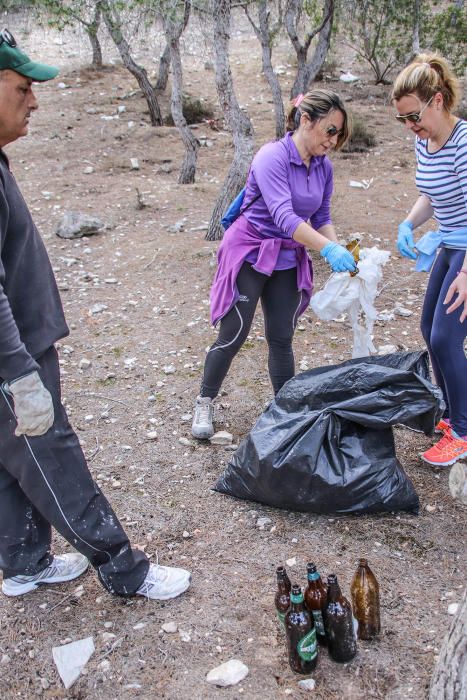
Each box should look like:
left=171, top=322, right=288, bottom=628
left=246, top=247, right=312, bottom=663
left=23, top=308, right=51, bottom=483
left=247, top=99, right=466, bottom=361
left=87, top=437, right=100, bottom=462
left=135, top=187, right=147, bottom=210
left=142, top=252, right=158, bottom=270
left=71, top=392, right=131, bottom=409
left=46, top=591, right=76, bottom=614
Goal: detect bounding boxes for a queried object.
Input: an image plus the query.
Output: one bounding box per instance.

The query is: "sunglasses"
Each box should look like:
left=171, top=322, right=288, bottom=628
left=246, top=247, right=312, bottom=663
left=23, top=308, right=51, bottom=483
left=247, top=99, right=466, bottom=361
left=0, top=29, right=16, bottom=48
left=395, top=95, right=433, bottom=124
left=324, top=125, right=344, bottom=138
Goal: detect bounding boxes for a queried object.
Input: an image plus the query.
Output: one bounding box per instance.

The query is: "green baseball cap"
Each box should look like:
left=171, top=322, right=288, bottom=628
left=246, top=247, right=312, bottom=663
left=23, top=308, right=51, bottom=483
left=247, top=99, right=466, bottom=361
left=0, top=30, right=59, bottom=81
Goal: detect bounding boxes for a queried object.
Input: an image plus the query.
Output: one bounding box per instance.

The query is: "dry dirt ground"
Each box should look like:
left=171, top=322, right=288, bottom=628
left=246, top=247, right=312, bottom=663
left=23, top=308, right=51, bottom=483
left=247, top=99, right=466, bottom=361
left=0, top=14, right=466, bottom=700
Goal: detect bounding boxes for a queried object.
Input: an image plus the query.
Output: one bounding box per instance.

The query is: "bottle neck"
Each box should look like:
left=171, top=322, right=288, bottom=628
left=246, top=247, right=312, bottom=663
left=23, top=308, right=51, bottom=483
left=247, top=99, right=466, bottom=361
left=290, top=591, right=304, bottom=608
left=327, top=582, right=342, bottom=601
left=307, top=571, right=320, bottom=582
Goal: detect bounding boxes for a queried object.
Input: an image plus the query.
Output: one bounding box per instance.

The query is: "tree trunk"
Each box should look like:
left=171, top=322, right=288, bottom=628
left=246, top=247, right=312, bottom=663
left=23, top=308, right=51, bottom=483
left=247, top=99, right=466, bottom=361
left=286, top=0, right=334, bottom=98
left=206, top=0, right=255, bottom=241
left=100, top=0, right=163, bottom=126
left=429, top=589, right=467, bottom=700
left=155, top=42, right=171, bottom=91
left=162, top=1, right=198, bottom=184
left=245, top=1, right=285, bottom=139
left=87, top=3, right=103, bottom=69
left=412, top=0, right=421, bottom=55
left=304, top=0, right=334, bottom=88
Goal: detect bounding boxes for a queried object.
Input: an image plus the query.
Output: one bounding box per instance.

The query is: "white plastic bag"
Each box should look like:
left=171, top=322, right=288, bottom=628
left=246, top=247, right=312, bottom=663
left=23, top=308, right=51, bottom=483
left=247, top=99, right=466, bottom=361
left=310, top=247, right=391, bottom=358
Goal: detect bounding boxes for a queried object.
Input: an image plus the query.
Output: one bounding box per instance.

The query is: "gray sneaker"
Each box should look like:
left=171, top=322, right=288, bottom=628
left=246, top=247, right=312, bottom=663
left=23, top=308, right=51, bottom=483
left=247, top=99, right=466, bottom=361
left=191, top=396, right=214, bottom=439
left=2, top=553, right=89, bottom=597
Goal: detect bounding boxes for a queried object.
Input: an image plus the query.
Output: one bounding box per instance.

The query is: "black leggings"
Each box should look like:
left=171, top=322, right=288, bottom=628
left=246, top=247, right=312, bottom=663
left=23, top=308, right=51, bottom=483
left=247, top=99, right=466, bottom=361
left=201, top=262, right=303, bottom=398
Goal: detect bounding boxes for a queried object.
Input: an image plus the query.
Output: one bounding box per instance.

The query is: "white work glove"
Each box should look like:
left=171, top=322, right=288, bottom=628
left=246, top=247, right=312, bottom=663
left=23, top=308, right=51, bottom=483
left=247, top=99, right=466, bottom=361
left=8, top=371, right=54, bottom=437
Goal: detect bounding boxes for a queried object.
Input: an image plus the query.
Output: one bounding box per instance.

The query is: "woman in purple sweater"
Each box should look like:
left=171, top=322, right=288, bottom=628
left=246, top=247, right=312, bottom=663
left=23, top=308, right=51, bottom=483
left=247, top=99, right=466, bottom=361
left=192, top=89, right=356, bottom=439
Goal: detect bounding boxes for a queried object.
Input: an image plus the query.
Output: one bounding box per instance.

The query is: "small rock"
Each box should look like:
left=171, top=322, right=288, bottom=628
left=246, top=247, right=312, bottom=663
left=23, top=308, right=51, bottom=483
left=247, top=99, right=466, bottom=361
left=179, top=630, right=191, bottom=642
left=1, top=653, right=11, bottom=664
left=181, top=413, right=192, bottom=422
left=55, top=211, right=106, bottom=240
left=377, top=344, right=397, bottom=355
left=133, top=622, right=147, bottom=630
left=256, top=517, right=272, bottom=529
left=286, top=557, right=297, bottom=567
left=103, top=622, right=113, bottom=629
left=40, top=678, right=50, bottom=690
left=99, top=659, right=111, bottom=672
left=448, top=603, right=459, bottom=615
left=209, top=430, right=233, bottom=445
left=298, top=678, right=316, bottom=691
left=394, top=305, right=413, bottom=318
left=163, top=365, right=176, bottom=374
left=83, top=166, right=94, bottom=175
left=146, top=431, right=158, bottom=440
left=79, top=358, right=92, bottom=370
left=206, top=659, right=249, bottom=687
left=425, top=504, right=436, bottom=513
left=130, top=158, right=139, bottom=170
left=178, top=437, right=192, bottom=446
left=89, top=303, right=108, bottom=315
left=101, top=632, right=116, bottom=642
left=161, top=622, right=178, bottom=634
left=182, top=530, right=191, bottom=539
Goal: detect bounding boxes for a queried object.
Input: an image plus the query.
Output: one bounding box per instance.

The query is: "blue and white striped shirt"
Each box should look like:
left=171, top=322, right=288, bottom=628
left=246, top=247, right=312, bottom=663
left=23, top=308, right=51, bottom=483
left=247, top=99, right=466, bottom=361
left=415, top=119, right=467, bottom=237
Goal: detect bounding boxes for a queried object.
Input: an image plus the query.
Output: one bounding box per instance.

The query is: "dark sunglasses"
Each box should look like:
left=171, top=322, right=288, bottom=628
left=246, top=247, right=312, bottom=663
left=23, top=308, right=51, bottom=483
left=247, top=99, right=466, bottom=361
left=324, top=125, right=344, bottom=138
left=0, top=29, right=16, bottom=48
left=395, top=95, right=433, bottom=124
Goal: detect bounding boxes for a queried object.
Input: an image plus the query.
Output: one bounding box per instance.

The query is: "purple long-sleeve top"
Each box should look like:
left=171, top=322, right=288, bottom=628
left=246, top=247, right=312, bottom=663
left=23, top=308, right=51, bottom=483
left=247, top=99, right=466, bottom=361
left=242, top=131, right=334, bottom=268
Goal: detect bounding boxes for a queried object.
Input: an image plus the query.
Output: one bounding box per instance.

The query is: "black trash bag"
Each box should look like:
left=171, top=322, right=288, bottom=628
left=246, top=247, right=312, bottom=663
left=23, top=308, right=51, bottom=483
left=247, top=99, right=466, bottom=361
left=214, top=351, right=445, bottom=515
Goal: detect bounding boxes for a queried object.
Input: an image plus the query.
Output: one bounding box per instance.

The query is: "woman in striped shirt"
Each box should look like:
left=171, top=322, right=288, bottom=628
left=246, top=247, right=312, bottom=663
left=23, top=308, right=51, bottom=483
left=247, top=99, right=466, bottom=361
left=392, top=54, right=467, bottom=467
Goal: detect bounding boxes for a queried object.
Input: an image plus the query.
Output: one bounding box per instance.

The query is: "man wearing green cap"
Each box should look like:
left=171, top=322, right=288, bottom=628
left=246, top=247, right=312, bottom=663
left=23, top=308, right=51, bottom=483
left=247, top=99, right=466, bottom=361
left=0, top=30, right=191, bottom=600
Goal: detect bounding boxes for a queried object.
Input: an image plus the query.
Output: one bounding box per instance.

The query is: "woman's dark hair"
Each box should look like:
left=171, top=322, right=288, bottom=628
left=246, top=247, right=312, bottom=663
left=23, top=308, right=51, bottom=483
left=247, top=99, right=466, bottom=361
left=286, top=89, right=351, bottom=150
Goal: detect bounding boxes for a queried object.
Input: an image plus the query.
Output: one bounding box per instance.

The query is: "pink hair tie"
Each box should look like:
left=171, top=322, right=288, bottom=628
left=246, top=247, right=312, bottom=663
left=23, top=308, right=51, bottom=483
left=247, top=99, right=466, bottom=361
left=294, top=93, right=304, bottom=108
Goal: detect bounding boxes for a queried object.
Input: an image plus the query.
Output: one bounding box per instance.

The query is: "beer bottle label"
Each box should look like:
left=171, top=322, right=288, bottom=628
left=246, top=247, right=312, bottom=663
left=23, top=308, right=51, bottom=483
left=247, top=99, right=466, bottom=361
left=276, top=610, right=286, bottom=627
left=311, top=610, right=325, bottom=636
left=297, top=628, right=317, bottom=661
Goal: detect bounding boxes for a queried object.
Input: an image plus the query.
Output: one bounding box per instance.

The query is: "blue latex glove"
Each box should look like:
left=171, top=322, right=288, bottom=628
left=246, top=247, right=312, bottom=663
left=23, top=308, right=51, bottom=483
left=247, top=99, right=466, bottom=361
left=397, top=221, right=417, bottom=260
left=320, top=242, right=357, bottom=273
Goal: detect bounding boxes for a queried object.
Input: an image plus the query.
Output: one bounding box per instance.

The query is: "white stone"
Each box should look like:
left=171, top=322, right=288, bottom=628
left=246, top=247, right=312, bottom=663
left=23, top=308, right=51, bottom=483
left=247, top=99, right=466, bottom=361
left=209, top=431, right=233, bottom=445
left=179, top=630, right=191, bottom=642
left=163, top=365, right=176, bottom=374
left=79, top=358, right=92, bottom=370
left=256, top=517, right=272, bottom=529
left=179, top=437, right=192, bottom=446
left=130, top=158, right=139, bottom=170
left=206, top=659, right=249, bottom=687
left=1, top=653, right=11, bottom=664
left=133, top=622, right=147, bottom=630
left=394, top=305, right=413, bottom=317
left=83, top=166, right=94, bottom=175
left=298, top=678, right=316, bottom=691
left=99, top=659, right=111, bottom=672
left=146, top=431, right=158, bottom=440
left=161, top=622, right=178, bottom=634
left=286, top=557, right=297, bottom=567
left=377, top=344, right=397, bottom=355
left=448, top=603, right=459, bottom=615
left=101, top=632, right=116, bottom=642
left=52, top=637, right=95, bottom=689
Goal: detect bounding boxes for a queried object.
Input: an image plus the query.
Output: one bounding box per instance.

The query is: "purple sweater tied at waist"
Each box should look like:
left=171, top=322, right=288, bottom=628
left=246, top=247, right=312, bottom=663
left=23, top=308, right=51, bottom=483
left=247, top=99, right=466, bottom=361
left=210, top=215, right=313, bottom=326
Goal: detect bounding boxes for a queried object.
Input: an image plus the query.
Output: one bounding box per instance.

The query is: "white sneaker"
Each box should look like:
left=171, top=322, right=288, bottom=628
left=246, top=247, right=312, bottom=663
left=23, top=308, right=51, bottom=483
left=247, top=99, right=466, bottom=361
left=191, top=396, right=214, bottom=439
left=2, top=553, right=89, bottom=597
left=135, top=563, right=191, bottom=600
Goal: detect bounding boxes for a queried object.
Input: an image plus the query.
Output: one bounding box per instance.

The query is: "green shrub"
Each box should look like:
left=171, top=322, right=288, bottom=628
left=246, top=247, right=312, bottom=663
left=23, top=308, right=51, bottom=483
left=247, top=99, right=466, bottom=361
left=165, top=95, right=215, bottom=126
left=342, top=115, right=377, bottom=153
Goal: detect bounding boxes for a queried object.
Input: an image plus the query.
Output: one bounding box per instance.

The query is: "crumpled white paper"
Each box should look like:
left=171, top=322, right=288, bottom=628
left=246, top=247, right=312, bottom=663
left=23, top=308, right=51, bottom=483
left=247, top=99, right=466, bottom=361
left=310, top=247, right=391, bottom=358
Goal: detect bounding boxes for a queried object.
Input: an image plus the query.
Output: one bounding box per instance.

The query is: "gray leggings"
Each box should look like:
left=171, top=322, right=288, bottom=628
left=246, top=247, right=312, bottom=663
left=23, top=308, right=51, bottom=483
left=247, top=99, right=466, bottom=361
left=201, top=262, right=303, bottom=398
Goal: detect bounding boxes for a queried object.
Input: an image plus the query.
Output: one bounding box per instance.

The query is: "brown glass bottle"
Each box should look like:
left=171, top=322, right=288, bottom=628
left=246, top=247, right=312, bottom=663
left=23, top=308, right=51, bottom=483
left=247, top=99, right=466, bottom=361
left=350, top=558, right=381, bottom=640
left=324, top=574, right=357, bottom=663
left=285, top=585, right=318, bottom=674
left=274, top=566, right=291, bottom=629
left=304, top=562, right=327, bottom=646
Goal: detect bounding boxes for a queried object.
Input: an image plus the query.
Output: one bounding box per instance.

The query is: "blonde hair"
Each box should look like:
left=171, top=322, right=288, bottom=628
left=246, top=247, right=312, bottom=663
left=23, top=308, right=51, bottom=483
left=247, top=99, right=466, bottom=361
left=286, top=89, right=351, bottom=151
left=392, top=53, right=460, bottom=113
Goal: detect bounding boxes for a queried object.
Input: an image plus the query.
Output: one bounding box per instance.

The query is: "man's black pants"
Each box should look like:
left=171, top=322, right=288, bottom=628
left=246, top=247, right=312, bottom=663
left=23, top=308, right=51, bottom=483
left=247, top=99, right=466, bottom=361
left=0, top=346, right=149, bottom=595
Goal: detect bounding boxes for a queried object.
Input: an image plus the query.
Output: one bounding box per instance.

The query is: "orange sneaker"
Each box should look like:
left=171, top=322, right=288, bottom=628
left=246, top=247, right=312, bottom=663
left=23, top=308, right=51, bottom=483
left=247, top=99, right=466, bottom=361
left=435, top=418, right=451, bottom=434
left=421, top=430, right=467, bottom=467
